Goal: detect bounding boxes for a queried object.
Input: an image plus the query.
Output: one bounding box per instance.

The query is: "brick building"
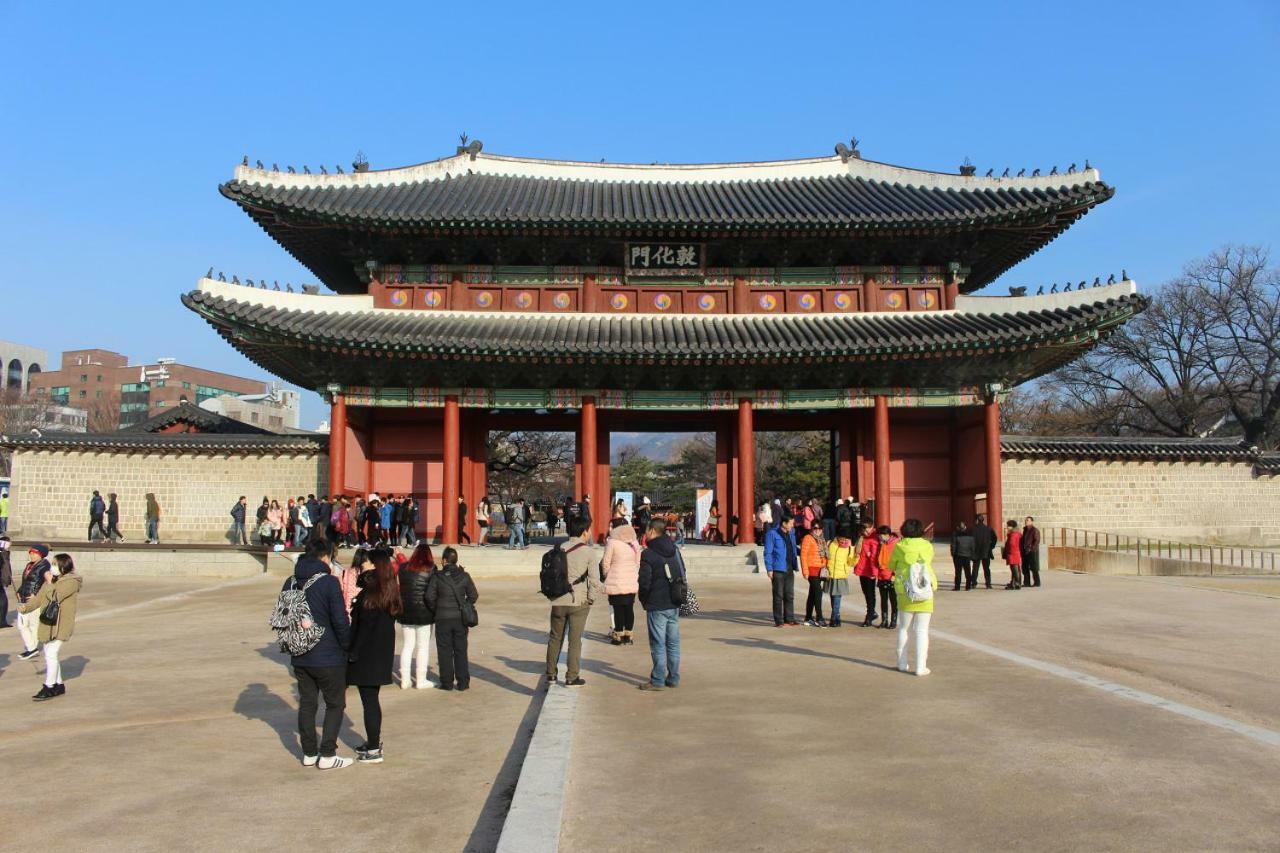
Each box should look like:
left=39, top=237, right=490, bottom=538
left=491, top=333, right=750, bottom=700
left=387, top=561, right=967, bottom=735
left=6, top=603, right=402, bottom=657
left=29, top=348, right=268, bottom=429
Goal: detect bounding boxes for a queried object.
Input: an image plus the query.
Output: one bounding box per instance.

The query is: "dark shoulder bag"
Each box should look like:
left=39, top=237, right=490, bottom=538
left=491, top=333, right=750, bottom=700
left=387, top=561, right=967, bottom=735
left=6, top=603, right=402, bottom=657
left=446, top=573, right=479, bottom=628
left=665, top=556, right=688, bottom=607
left=40, top=591, right=61, bottom=626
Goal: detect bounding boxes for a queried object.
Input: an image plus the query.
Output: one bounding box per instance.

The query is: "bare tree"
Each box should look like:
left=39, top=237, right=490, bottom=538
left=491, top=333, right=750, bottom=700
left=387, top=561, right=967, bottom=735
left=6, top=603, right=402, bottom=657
left=0, top=390, right=60, bottom=477
left=485, top=430, right=575, bottom=501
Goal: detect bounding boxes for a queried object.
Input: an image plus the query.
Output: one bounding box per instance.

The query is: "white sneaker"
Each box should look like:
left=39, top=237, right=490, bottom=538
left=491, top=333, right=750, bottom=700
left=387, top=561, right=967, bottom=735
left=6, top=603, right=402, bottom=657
left=897, top=665, right=910, bottom=673
left=301, top=754, right=318, bottom=767
left=915, top=668, right=932, bottom=677
left=316, top=755, right=353, bottom=771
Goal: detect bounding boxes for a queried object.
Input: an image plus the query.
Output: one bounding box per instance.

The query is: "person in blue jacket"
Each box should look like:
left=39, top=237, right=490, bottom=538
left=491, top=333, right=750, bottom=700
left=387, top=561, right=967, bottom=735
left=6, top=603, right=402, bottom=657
left=764, top=517, right=801, bottom=627
left=283, top=537, right=353, bottom=770
left=379, top=499, right=394, bottom=545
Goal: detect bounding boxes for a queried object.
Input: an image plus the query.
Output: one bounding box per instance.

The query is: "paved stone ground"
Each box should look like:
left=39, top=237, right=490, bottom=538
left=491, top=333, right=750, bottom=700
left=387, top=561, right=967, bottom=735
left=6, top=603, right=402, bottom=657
left=2, top=569, right=1278, bottom=852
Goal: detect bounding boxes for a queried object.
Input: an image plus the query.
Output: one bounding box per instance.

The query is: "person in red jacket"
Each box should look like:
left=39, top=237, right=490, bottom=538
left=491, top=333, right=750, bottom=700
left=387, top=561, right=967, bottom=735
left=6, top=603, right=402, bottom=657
left=853, top=521, right=881, bottom=627
left=1002, top=519, right=1023, bottom=589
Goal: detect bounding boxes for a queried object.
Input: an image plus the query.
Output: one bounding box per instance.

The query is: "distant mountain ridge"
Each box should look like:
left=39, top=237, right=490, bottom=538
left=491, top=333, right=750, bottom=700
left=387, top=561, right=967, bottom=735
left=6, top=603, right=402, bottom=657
left=611, top=432, right=703, bottom=463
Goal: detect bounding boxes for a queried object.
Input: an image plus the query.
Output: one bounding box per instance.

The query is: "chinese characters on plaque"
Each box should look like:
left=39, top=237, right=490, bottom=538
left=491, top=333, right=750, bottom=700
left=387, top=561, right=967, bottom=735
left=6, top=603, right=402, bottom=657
left=625, top=242, right=704, bottom=277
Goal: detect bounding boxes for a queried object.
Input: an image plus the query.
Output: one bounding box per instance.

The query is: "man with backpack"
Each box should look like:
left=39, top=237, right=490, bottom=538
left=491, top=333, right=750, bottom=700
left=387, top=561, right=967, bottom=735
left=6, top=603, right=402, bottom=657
left=506, top=499, right=527, bottom=550
left=277, top=538, right=353, bottom=770
left=637, top=518, right=685, bottom=691
left=87, top=490, right=108, bottom=542
left=542, top=516, right=600, bottom=687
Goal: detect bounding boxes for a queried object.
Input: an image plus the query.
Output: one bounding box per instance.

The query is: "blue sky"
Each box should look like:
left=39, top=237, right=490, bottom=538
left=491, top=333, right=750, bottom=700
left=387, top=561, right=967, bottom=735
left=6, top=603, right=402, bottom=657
left=2, top=0, right=1277, bottom=429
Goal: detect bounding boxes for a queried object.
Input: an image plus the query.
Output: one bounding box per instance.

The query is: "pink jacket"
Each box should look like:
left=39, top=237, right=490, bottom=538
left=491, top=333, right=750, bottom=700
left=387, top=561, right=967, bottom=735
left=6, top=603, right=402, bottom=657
left=600, top=523, right=640, bottom=596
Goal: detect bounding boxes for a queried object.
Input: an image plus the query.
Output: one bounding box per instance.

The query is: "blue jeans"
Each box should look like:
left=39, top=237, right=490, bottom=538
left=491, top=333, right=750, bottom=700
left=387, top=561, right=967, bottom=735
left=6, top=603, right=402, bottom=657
left=232, top=520, right=246, bottom=545
left=831, top=594, right=842, bottom=622
left=146, top=519, right=159, bottom=542
left=645, top=608, right=681, bottom=687
left=0, top=516, right=8, bottom=535
left=508, top=523, right=526, bottom=548
left=295, top=525, right=309, bottom=547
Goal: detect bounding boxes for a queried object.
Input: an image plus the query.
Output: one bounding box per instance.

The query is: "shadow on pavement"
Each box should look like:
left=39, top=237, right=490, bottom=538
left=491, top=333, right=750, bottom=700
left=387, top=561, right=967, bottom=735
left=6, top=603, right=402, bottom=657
left=469, top=662, right=536, bottom=697
left=234, top=681, right=360, bottom=759
left=692, top=609, right=776, bottom=626
left=711, top=636, right=899, bottom=671
left=254, top=642, right=294, bottom=671
left=60, top=655, right=90, bottom=680
left=499, top=623, right=547, bottom=646
left=0, top=653, right=9, bottom=678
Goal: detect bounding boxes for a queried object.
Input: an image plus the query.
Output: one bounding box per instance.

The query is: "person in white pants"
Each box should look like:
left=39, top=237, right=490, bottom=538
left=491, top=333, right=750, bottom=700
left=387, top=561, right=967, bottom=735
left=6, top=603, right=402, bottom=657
left=396, top=543, right=438, bottom=688
left=888, top=518, right=938, bottom=676
left=400, top=623, right=434, bottom=689
left=19, top=553, right=82, bottom=701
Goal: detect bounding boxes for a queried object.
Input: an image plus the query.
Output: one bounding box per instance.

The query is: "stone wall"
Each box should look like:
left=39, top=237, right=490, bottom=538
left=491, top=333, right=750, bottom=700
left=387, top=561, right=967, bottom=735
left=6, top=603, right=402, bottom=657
left=1002, top=458, right=1280, bottom=545
left=7, top=448, right=327, bottom=543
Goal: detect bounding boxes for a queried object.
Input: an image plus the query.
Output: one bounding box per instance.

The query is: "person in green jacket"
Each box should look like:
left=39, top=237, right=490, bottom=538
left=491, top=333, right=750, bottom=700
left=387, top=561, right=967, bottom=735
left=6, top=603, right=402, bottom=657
left=889, top=518, right=938, bottom=676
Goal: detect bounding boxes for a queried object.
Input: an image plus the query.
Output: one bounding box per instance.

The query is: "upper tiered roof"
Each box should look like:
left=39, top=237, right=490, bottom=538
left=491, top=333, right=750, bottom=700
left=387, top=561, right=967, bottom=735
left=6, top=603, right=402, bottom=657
left=222, top=146, right=1114, bottom=293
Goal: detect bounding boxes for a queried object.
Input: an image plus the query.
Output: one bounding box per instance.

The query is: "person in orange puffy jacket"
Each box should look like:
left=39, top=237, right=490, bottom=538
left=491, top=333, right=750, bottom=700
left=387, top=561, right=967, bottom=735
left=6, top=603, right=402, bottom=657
left=853, top=521, right=881, bottom=627
left=799, top=523, right=829, bottom=626
left=875, top=526, right=900, bottom=629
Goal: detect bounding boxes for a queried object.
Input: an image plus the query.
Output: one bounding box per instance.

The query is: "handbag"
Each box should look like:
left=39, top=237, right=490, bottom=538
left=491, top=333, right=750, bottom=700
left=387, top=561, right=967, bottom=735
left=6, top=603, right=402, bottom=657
left=40, top=591, right=60, bottom=626
left=444, top=572, right=479, bottom=628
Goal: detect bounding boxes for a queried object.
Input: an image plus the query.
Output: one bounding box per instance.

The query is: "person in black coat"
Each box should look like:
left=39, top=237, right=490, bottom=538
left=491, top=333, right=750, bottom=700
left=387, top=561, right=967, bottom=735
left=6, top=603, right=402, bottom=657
left=426, top=547, right=479, bottom=691
left=347, top=551, right=401, bottom=763
left=105, top=493, right=124, bottom=542
left=397, top=543, right=437, bottom=688
left=637, top=520, right=684, bottom=691
left=971, top=515, right=998, bottom=590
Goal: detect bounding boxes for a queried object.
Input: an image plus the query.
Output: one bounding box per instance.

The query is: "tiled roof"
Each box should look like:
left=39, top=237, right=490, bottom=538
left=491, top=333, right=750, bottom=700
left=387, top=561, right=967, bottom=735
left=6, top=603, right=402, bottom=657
left=0, top=432, right=326, bottom=453
left=120, top=401, right=273, bottom=435
left=1001, top=435, right=1258, bottom=460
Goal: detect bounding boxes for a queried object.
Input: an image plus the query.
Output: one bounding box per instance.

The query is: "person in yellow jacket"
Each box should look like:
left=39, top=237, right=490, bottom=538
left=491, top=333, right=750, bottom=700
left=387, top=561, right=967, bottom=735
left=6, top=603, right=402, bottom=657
left=889, top=518, right=938, bottom=676
left=825, top=527, right=857, bottom=627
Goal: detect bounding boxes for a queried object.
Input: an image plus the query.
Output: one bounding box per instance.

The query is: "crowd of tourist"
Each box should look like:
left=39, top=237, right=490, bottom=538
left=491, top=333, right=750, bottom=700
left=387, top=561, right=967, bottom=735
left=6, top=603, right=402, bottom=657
left=229, top=493, right=422, bottom=549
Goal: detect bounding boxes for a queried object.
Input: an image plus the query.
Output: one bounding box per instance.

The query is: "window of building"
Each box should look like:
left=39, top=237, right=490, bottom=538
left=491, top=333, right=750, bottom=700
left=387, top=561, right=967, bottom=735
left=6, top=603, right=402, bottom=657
left=182, top=381, right=191, bottom=390
left=97, top=375, right=103, bottom=382
left=119, top=402, right=149, bottom=413
left=250, top=412, right=259, bottom=422
left=196, top=385, right=236, bottom=403
left=79, top=374, right=87, bottom=382
left=50, top=386, right=70, bottom=404
left=269, top=416, right=283, bottom=427
left=157, top=400, right=167, bottom=407
left=78, top=390, right=87, bottom=399
left=156, top=380, right=166, bottom=387
left=96, top=390, right=104, bottom=399
left=120, top=382, right=149, bottom=393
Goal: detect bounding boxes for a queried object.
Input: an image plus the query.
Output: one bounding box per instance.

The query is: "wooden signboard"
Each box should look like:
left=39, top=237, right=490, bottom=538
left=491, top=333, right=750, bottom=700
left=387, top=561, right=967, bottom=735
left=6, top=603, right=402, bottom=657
left=625, top=242, right=704, bottom=277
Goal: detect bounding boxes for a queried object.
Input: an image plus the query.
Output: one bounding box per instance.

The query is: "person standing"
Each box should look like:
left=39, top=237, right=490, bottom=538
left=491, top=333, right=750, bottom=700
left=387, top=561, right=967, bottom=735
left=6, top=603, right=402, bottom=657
left=544, top=516, right=599, bottom=686
left=800, top=522, right=828, bottom=627
left=891, top=518, right=938, bottom=676
left=635, top=498, right=653, bottom=541
left=0, top=536, right=12, bottom=628
left=601, top=517, right=641, bottom=646
left=105, top=493, right=124, bottom=542
left=951, top=521, right=976, bottom=591
left=296, top=496, right=313, bottom=547
left=1003, top=520, right=1024, bottom=589
left=475, top=497, right=491, bottom=547
left=1021, top=517, right=1042, bottom=587
left=457, top=497, right=471, bottom=546
left=506, top=499, right=527, bottom=550
left=316, top=495, right=334, bottom=542
left=267, top=500, right=285, bottom=546
left=764, top=517, right=800, bottom=627
left=230, top=496, right=248, bottom=545
left=427, top=547, right=478, bottom=691
left=347, top=551, right=401, bottom=763
left=88, top=490, right=108, bottom=542
left=397, top=543, right=437, bottom=689
left=825, top=527, right=856, bottom=627
left=403, top=497, right=420, bottom=545
left=284, top=538, right=353, bottom=770
left=971, top=514, right=997, bottom=590
left=637, top=518, right=683, bottom=691
left=875, top=527, right=900, bottom=630
left=0, top=488, right=9, bottom=535
left=20, top=553, right=82, bottom=701
left=144, top=493, right=162, bottom=545
left=853, top=521, right=881, bottom=627
left=339, top=548, right=371, bottom=615
left=15, top=544, right=51, bottom=661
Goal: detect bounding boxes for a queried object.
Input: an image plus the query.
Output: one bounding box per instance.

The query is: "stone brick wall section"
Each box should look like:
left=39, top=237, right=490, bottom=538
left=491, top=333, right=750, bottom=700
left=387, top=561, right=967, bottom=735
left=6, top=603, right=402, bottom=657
left=1002, top=458, right=1280, bottom=546
left=7, top=449, right=327, bottom=544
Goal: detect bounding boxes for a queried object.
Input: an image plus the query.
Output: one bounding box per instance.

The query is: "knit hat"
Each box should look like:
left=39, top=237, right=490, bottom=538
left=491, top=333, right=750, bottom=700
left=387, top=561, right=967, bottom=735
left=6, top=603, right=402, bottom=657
left=29, top=543, right=49, bottom=558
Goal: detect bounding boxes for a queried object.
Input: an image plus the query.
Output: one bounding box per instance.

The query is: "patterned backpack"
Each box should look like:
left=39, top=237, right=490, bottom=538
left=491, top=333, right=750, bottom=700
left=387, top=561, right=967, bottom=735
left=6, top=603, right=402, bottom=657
left=270, top=574, right=326, bottom=656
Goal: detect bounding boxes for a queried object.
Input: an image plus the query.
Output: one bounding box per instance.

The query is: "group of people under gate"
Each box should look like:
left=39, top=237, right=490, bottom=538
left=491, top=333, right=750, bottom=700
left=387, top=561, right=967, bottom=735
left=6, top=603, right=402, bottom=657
left=228, top=493, right=421, bottom=548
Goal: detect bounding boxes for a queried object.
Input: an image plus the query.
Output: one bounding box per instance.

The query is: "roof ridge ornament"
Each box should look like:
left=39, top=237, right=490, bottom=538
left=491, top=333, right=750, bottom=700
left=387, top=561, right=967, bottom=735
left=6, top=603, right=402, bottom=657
left=353, top=150, right=369, bottom=172
left=456, top=133, right=483, bottom=161
left=959, top=156, right=976, bottom=177
left=834, top=137, right=861, bottom=163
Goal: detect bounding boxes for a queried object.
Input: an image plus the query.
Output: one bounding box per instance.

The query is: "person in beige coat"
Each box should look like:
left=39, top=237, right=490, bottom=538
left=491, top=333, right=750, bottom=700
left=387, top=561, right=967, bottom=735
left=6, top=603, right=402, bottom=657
left=19, top=553, right=82, bottom=701
left=601, top=518, right=641, bottom=645
left=544, top=516, right=600, bottom=687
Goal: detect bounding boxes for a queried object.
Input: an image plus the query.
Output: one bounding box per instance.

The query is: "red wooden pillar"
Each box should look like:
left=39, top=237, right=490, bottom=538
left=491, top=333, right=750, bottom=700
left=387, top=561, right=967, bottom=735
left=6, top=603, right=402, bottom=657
left=583, top=273, right=599, bottom=313
left=328, top=394, right=346, bottom=498
left=737, top=398, right=755, bottom=545
left=580, top=394, right=598, bottom=522
left=595, top=426, right=611, bottom=543
left=874, top=395, right=890, bottom=528
left=985, top=395, right=1003, bottom=540
left=715, top=421, right=732, bottom=540
left=837, top=422, right=854, bottom=500
left=442, top=396, right=460, bottom=543
left=733, top=275, right=748, bottom=314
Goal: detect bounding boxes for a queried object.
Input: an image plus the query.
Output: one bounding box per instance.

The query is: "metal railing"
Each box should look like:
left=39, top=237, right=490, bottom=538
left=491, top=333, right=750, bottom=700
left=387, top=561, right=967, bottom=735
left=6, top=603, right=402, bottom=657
left=1053, top=528, right=1279, bottom=575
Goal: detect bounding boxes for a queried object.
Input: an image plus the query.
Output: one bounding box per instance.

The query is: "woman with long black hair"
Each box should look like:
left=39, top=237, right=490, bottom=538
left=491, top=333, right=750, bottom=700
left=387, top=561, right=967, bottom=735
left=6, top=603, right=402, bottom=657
left=20, top=553, right=82, bottom=700
left=347, top=551, right=401, bottom=763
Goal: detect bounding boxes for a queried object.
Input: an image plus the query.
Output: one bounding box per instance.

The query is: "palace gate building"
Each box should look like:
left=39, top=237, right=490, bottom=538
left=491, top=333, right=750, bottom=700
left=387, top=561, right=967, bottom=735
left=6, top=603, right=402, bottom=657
left=184, top=143, right=1144, bottom=544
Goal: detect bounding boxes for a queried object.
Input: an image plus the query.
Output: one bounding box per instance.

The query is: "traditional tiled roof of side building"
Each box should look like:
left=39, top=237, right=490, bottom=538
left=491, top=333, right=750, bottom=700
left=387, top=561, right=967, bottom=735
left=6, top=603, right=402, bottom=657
left=1002, top=435, right=1258, bottom=460
left=221, top=149, right=1114, bottom=293
left=119, top=401, right=274, bottom=435
left=0, top=431, right=327, bottom=453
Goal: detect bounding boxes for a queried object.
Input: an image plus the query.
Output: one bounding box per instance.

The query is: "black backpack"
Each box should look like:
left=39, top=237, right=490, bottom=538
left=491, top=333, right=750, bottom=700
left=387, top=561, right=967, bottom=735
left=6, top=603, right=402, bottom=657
left=540, top=544, right=571, bottom=599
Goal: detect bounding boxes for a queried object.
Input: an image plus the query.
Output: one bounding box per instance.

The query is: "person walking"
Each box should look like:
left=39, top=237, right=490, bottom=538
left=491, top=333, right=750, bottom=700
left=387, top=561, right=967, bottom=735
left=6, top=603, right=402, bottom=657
left=971, top=514, right=997, bottom=590
left=951, top=521, right=976, bottom=591
left=427, top=547, right=478, bottom=691
left=347, top=551, right=401, bottom=764
left=402, top=497, right=420, bottom=545
left=144, top=493, right=162, bottom=545
left=637, top=518, right=684, bottom=691
left=800, top=522, right=828, bottom=627
left=0, top=536, right=12, bottom=628
left=230, top=496, right=248, bottom=545
left=105, top=493, right=124, bottom=542
left=397, top=543, right=437, bottom=689
left=853, top=521, right=882, bottom=627
left=825, top=527, right=856, bottom=627
left=601, top=517, right=641, bottom=646
left=457, top=497, right=471, bottom=546
left=764, top=516, right=800, bottom=627
left=88, top=490, right=108, bottom=542
left=507, top=499, right=527, bottom=550
left=15, top=544, right=52, bottom=660
left=890, top=518, right=938, bottom=676
left=545, top=516, right=599, bottom=686
left=475, top=497, right=491, bottom=547
left=20, top=553, right=82, bottom=701
left=1003, top=520, right=1024, bottom=589
left=1022, top=517, right=1042, bottom=587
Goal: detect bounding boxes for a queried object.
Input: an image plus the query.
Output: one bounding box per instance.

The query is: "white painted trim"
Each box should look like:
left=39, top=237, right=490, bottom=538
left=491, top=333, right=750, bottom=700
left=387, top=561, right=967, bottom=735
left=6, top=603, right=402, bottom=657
left=232, top=150, right=1102, bottom=192
left=196, top=278, right=373, bottom=313
left=956, top=280, right=1137, bottom=314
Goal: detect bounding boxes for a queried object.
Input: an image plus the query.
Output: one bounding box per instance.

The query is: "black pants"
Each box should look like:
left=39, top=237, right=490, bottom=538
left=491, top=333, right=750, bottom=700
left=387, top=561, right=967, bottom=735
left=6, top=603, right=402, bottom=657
left=436, top=619, right=470, bottom=688
left=1023, top=552, right=1041, bottom=587
left=953, top=557, right=971, bottom=590
left=976, top=557, right=992, bottom=588
left=804, top=576, right=825, bottom=621
left=859, top=575, right=878, bottom=619
left=88, top=516, right=108, bottom=540
left=0, top=582, right=8, bottom=625
left=770, top=570, right=796, bottom=625
left=294, top=664, right=347, bottom=758
left=609, top=593, right=635, bottom=631
left=356, top=684, right=382, bottom=747
left=877, top=579, right=898, bottom=622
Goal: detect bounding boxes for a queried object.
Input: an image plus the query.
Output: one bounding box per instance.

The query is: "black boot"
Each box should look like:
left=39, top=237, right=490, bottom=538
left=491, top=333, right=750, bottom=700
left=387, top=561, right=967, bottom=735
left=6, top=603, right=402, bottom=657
left=889, top=613, right=898, bottom=629
left=862, top=613, right=875, bottom=627
left=32, top=685, right=54, bottom=701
